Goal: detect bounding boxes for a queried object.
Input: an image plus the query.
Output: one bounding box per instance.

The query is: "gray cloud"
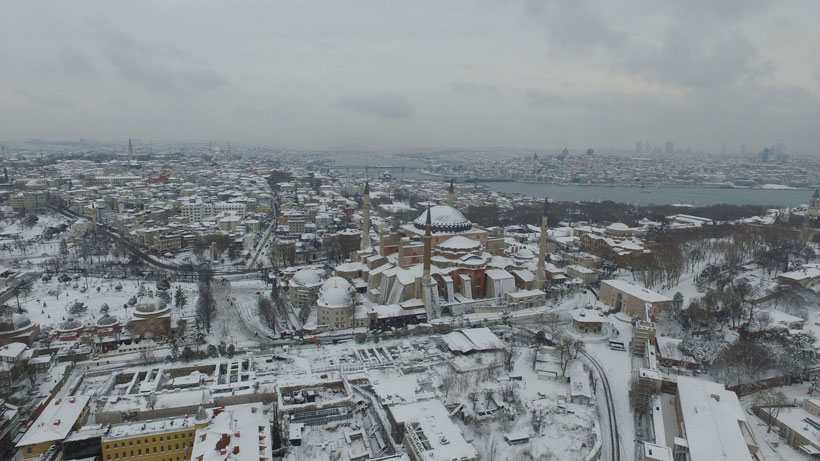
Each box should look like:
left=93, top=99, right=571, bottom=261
left=450, top=80, right=500, bottom=96
left=337, top=93, right=416, bottom=120
left=0, top=0, right=817, bottom=153
left=19, top=90, right=75, bottom=109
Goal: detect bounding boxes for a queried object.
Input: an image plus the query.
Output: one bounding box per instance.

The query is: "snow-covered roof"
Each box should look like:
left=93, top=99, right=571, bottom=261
left=318, top=285, right=353, bottom=309
left=388, top=399, right=477, bottom=461
left=321, top=276, right=351, bottom=292
left=514, top=247, right=536, bottom=259
left=191, top=403, right=272, bottom=461
left=569, top=363, right=591, bottom=399
left=290, top=268, right=322, bottom=287
left=606, top=222, right=631, bottom=231
left=105, top=413, right=198, bottom=440
left=601, top=280, right=672, bottom=303
left=512, top=269, right=534, bottom=282
left=0, top=313, right=32, bottom=332
left=412, top=205, right=472, bottom=233
left=17, top=395, right=90, bottom=447
left=676, top=376, right=753, bottom=461
left=442, top=327, right=504, bottom=353
left=778, top=266, right=820, bottom=282
left=0, top=342, right=27, bottom=359
left=436, top=235, right=481, bottom=251
left=569, top=308, right=605, bottom=323
left=485, top=269, right=513, bottom=280
left=655, top=336, right=688, bottom=363
left=505, top=289, right=545, bottom=299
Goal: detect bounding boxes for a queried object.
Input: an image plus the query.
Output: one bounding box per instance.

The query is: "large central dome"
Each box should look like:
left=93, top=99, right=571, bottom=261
left=413, top=205, right=472, bottom=233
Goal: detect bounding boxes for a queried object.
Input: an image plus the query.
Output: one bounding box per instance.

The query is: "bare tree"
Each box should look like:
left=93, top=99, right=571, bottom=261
left=753, top=390, right=789, bottom=433
left=553, top=335, right=582, bottom=377
left=258, top=295, right=276, bottom=332
left=196, top=268, right=215, bottom=332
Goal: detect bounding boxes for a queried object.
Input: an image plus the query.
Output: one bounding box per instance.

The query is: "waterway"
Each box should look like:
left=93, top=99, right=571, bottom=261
left=353, top=167, right=813, bottom=207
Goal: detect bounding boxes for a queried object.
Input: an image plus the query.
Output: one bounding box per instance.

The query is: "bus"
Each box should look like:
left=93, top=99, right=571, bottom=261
left=608, top=340, right=626, bottom=351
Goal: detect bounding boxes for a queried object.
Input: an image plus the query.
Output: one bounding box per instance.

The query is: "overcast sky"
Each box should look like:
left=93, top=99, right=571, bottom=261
left=1, top=1, right=819, bottom=153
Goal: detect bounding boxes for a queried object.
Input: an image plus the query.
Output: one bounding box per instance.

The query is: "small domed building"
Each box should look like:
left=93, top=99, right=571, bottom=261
left=130, top=302, right=171, bottom=339
left=316, top=277, right=355, bottom=329
left=288, top=268, right=323, bottom=310
left=0, top=307, right=39, bottom=347
left=55, top=319, right=85, bottom=341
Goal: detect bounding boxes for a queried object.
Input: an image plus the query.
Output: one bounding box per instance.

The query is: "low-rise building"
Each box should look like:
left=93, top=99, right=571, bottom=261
left=599, top=280, right=672, bottom=321
left=102, top=411, right=206, bottom=461
left=757, top=398, right=820, bottom=455
left=16, top=395, right=90, bottom=459
left=386, top=399, right=477, bottom=461
left=674, top=377, right=757, bottom=460
left=191, top=403, right=272, bottom=461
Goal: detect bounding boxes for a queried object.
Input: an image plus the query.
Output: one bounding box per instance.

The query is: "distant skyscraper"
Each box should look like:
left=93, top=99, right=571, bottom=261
left=636, top=140, right=643, bottom=155
left=740, top=144, right=746, bottom=155
left=759, top=148, right=771, bottom=163
left=664, top=141, right=674, bottom=155
left=774, top=143, right=787, bottom=161
left=586, top=148, right=594, bottom=156
left=721, top=143, right=727, bottom=155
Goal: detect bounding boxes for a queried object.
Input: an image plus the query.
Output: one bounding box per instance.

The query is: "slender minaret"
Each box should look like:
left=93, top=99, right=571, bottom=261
left=535, top=196, right=549, bottom=289
left=447, top=180, right=455, bottom=207
left=360, top=182, right=371, bottom=250
left=422, top=203, right=432, bottom=285
left=809, top=189, right=820, bottom=217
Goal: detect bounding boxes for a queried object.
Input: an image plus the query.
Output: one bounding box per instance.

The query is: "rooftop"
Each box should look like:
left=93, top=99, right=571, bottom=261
left=602, top=279, right=672, bottom=303
left=17, top=395, right=90, bottom=447
left=676, top=376, right=753, bottom=461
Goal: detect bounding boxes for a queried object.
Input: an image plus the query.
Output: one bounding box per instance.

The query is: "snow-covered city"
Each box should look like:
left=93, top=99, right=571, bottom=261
left=1, top=143, right=820, bottom=461
left=3, top=2, right=820, bottom=460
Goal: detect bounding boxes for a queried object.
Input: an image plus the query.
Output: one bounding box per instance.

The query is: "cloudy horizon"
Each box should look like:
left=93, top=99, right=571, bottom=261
left=1, top=1, right=819, bottom=154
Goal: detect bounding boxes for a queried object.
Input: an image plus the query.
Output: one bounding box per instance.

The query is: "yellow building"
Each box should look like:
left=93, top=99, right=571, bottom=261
left=17, top=395, right=90, bottom=459
left=101, top=408, right=209, bottom=461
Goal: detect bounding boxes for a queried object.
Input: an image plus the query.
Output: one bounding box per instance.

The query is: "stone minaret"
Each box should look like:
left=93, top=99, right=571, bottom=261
left=422, top=203, right=432, bottom=285
left=447, top=180, right=455, bottom=207
left=809, top=189, right=820, bottom=218
left=535, top=196, right=549, bottom=289
left=360, top=182, right=371, bottom=250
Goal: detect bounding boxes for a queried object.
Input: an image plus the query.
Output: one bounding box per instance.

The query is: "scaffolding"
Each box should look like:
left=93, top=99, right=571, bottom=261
left=633, top=320, right=655, bottom=357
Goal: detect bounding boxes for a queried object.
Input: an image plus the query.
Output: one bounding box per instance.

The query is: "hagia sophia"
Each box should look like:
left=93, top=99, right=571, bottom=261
left=291, top=181, right=549, bottom=332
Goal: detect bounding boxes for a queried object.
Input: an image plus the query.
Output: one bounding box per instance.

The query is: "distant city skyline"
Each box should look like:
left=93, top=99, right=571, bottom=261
left=1, top=1, right=819, bottom=153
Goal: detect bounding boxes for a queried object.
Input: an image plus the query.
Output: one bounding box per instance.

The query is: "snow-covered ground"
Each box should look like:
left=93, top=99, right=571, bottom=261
left=18, top=276, right=198, bottom=332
